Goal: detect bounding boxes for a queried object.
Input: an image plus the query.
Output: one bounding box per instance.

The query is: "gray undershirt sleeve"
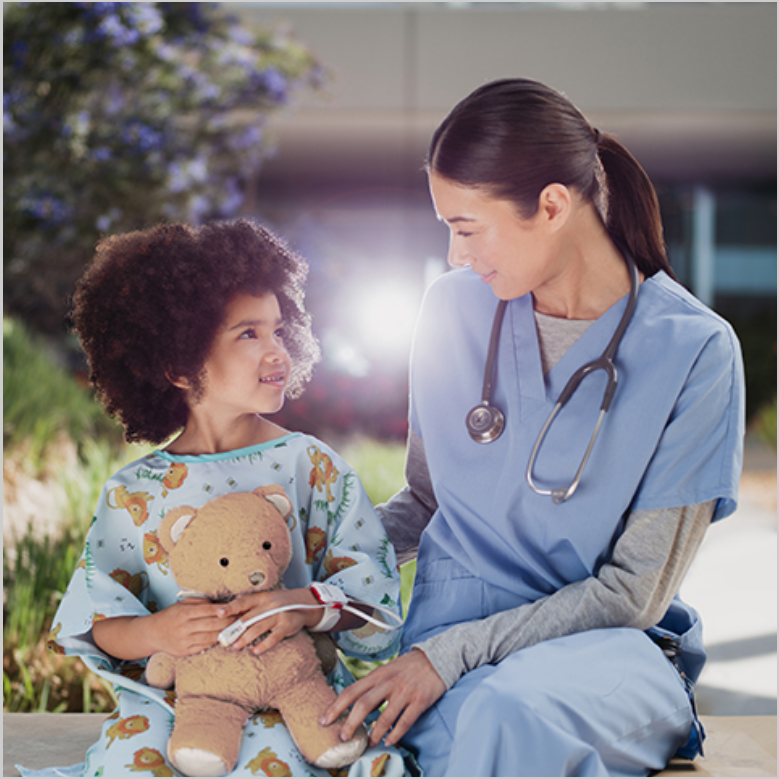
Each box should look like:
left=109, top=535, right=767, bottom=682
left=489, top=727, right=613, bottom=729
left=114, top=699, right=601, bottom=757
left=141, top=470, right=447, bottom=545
left=413, top=500, right=715, bottom=689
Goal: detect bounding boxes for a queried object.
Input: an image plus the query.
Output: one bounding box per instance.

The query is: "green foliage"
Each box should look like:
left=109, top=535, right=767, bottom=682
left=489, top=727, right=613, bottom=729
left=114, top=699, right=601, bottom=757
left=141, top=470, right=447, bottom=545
left=754, top=395, right=777, bottom=450
left=4, top=2, right=323, bottom=334
left=3, top=317, right=124, bottom=470
left=341, top=437, right=408, bottom=506
left=3, top=432, right=145, bottom=712
left=3, top=524, right=116, bottom=713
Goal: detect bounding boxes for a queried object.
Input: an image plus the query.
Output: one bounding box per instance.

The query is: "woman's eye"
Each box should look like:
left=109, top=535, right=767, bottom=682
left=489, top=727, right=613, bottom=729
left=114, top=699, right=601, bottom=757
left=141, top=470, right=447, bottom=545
left=457, top=231, right=474, bottom=238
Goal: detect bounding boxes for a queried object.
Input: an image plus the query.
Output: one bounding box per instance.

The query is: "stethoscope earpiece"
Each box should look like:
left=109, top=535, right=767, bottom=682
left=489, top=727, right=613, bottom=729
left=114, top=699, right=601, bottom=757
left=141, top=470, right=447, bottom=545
left=466, top=402, right=505, bottom=444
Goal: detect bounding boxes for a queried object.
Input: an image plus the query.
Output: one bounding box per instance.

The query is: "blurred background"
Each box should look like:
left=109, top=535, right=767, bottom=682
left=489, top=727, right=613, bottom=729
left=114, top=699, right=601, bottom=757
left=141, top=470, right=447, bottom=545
left=4, top=1, right=776, bottom=719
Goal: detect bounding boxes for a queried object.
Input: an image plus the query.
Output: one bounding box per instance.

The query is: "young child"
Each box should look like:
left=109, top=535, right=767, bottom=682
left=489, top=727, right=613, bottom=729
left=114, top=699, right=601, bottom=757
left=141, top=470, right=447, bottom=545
left=32, top=220, right=407, bottom=778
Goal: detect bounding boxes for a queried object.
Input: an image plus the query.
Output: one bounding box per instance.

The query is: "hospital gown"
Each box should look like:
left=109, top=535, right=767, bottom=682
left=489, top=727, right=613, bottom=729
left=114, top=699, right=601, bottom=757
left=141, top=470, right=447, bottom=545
left=22, top=433, right=410, bottom=778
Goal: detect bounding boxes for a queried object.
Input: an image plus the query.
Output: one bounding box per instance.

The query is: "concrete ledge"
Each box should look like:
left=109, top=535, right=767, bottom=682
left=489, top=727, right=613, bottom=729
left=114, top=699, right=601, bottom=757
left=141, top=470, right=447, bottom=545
left=4, top=713, right=777, bottom=776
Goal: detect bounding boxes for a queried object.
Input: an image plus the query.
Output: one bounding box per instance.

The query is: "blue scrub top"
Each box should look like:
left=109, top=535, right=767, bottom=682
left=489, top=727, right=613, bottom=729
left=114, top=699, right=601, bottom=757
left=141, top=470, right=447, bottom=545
left=409, top=269, right=745, bottom=604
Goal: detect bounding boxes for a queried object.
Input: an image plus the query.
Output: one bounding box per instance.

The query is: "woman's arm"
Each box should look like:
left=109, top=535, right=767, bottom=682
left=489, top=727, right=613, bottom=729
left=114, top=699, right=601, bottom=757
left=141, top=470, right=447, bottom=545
left=324, top=499, right=714, bottom=746
left=416, top=500, right=713, bottom=687
left=375, top=429, right=437, bottom=564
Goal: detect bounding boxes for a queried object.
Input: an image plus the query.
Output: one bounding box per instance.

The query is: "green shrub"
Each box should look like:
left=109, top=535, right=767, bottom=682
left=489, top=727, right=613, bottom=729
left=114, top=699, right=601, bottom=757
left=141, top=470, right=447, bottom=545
left=3, top=522, right=118, bottom=712
left=3, top=317, right=123, bottom=471
left=754, top=395, right=777, bottom=450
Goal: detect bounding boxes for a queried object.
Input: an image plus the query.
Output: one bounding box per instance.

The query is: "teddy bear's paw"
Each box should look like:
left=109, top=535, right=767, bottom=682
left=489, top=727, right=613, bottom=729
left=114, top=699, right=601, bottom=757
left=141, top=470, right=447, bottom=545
left=169, top=745, right=230, bottom=777
left=313, top=727, right=369, bottom=769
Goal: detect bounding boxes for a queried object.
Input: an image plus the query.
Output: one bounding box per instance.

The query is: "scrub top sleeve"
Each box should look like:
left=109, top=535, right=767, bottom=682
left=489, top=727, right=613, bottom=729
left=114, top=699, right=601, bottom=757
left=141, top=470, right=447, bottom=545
left=631, top=324, right=745, bottom=520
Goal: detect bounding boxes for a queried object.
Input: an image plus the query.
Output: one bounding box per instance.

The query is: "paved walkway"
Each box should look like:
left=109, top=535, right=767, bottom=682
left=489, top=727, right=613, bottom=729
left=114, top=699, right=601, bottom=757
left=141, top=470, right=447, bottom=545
left=680, top=436, right=777, bottom=716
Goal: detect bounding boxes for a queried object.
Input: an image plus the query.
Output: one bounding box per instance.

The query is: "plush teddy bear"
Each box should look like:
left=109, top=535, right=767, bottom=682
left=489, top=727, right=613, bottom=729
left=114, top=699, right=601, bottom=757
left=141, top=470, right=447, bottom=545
left=145, top=484, right=367, bottom=777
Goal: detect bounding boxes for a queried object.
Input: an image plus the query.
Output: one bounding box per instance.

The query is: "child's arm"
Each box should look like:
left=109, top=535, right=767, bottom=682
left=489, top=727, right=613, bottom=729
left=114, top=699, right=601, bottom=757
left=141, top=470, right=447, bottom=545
left=92, top=598, right=234, bottom=661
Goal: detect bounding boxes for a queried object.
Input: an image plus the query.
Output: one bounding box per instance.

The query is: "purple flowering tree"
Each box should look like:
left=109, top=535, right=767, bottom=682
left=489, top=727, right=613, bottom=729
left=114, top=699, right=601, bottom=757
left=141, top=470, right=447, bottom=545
left=4, top=2, right=323, bottom=334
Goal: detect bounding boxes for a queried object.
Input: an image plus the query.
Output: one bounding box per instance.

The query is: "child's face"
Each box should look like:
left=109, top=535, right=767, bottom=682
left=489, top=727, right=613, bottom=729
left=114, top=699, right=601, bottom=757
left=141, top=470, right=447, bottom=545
left=195, top=292, right=292, bottom=418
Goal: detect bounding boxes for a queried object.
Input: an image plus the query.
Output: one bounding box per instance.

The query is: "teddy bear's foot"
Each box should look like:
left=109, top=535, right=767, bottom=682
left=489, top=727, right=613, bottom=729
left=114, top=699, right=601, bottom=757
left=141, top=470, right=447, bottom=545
left=313, top=727, right=369, bottom=770
left=168, top=745, right=230, bottom=777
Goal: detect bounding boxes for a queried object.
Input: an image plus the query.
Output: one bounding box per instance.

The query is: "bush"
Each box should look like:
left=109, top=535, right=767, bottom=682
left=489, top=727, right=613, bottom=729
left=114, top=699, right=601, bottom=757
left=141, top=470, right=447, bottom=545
left=754, top=395, right=777, bottom=450
left=4, top=2, right=323, bottom=334
left=3, top=317, right=124, bottom=471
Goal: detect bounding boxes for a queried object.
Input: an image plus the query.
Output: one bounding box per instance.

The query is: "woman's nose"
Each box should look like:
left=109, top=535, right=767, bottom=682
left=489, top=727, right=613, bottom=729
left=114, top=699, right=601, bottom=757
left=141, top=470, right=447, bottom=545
left=448, top=236, right=470, bottom=268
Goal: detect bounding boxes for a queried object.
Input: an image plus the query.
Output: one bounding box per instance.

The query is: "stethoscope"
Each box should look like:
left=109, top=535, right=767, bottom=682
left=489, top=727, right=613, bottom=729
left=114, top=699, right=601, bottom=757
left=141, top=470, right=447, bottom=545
left=465, top=243, right=640, bottom=504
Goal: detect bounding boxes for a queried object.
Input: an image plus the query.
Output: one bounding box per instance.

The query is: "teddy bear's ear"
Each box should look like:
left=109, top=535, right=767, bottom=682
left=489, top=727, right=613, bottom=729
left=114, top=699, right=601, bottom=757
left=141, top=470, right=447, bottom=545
left=253, top=485, right=293, bottom=520
left=157, top=505, right=198, bottom=552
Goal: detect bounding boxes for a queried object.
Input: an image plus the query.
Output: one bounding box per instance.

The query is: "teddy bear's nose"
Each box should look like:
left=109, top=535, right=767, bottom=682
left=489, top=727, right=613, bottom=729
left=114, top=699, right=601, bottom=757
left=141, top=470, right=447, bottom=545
left=249, top=571, right=266, bottom=587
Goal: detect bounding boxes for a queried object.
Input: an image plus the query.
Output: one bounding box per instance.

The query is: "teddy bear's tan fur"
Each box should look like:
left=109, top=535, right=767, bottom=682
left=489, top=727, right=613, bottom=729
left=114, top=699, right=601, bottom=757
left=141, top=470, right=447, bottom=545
left=145, top=485, right=367, bottom=777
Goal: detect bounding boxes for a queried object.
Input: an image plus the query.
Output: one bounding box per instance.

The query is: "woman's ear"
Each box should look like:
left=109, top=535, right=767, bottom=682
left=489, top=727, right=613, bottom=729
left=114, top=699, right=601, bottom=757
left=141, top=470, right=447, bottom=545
left=538, top=184, right=571, bottom=230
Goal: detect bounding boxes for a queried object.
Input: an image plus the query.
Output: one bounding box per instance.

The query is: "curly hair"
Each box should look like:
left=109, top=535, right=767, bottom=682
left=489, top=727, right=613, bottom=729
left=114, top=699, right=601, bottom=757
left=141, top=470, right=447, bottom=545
left=71, top=219, right=320, bottom=444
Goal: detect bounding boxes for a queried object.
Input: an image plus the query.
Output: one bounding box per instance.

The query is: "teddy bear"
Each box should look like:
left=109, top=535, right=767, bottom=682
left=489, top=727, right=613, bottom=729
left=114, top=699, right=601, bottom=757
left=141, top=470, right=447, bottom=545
left=145, top=484, right=367, bottom=777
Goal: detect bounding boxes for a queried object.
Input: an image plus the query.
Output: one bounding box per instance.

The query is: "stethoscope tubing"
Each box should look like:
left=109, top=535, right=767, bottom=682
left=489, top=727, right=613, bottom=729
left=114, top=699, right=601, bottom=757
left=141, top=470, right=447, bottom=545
left=467, top=238, right=640, bottom=503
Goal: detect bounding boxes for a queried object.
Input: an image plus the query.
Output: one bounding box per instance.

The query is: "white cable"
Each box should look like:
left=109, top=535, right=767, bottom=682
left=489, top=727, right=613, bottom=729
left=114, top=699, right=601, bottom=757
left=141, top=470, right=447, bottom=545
left=215, top=595, right=403, bottom=648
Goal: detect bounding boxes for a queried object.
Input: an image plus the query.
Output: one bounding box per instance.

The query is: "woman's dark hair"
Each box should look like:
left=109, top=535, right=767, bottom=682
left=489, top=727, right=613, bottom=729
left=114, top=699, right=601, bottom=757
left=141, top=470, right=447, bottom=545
left=71, top=219, right=320, bottom=444
left=428, top=78, right=675, bottom=279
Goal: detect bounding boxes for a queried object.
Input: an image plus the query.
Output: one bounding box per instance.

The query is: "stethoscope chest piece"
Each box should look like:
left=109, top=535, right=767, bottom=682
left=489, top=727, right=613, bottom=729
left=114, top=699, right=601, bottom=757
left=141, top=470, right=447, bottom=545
left=466, top=241, right=640, bottom=500
left=466, top=401, right=505, bottom=444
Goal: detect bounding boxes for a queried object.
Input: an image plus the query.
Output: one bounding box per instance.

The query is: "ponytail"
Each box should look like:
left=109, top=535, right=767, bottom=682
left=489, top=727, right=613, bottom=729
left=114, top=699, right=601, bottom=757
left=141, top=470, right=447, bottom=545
left=430, top=78, right=677, bottom=281
left=596, top=133, right=676, bottom=280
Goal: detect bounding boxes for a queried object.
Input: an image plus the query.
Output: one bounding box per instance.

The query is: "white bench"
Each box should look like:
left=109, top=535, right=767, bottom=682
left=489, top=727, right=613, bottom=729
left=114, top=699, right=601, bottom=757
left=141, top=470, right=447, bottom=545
left=4, top=713, right=776, bottom=777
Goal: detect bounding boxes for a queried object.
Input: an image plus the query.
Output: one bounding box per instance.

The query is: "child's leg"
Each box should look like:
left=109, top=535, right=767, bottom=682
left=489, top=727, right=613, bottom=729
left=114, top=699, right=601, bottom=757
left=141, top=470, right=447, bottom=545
left=167, top=696, right=248, bottom=777
left=80, top=689, right=175, bottom=777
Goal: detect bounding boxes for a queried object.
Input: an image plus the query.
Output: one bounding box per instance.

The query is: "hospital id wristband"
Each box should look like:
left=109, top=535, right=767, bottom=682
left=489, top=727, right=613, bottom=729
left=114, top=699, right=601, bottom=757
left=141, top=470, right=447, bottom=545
left=308, top=581, right=347, bottom=632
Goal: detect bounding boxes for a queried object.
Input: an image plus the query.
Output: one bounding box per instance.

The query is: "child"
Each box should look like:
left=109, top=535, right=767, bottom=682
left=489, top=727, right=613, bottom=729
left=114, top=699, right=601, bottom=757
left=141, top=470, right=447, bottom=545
left=28, top=220, right=407, bottom=778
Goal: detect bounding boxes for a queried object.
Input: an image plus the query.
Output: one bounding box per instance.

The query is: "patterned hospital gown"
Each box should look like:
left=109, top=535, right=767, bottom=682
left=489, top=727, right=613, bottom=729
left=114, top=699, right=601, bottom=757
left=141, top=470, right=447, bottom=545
left=26, top=433, right=410, bottom=778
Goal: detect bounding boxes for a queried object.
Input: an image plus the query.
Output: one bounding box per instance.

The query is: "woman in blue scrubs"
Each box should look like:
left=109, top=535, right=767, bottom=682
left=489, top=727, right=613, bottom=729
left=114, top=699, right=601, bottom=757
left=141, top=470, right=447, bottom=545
left=324, top=78, right=745, bottom=776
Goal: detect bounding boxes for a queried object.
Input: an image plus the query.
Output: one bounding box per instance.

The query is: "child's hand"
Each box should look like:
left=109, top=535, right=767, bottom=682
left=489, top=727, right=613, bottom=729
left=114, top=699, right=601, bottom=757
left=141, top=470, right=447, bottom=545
left=216, top=588, right=322, bottom=655
left=147, top=598, right=234, bottom=657
left=91, top=599, right=234, bottom=660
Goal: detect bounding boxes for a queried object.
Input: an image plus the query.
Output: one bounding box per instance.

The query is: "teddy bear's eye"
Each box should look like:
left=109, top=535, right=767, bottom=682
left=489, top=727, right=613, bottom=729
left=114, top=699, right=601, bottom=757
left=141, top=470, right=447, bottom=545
left=262, top=541, right=272, bottom=550
left=219, top=558, right=229, bottom=567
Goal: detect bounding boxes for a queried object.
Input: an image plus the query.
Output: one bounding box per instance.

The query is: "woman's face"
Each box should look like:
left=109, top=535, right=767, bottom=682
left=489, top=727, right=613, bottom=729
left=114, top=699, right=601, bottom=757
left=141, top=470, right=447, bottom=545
left=429, top=172, right=560, bottom=301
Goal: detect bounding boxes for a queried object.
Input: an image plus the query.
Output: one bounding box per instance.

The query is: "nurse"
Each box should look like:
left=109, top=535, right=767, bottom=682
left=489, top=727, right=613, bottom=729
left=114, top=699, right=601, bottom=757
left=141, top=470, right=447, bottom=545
left=323, top=78, right=745, bottom=776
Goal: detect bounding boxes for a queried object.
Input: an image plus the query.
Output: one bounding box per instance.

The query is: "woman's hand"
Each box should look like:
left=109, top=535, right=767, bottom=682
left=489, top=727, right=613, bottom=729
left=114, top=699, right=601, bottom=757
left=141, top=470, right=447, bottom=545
left=321, top=649, right=447, bottom=748
left=216, top=588, right=322, bottom=655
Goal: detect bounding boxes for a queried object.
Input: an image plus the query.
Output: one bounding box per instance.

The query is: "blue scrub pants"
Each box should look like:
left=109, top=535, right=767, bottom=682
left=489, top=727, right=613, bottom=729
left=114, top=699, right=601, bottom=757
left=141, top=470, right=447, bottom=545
left=402, top=628, right=692, bottom=777
left=400, top=554, right=694, bottom=776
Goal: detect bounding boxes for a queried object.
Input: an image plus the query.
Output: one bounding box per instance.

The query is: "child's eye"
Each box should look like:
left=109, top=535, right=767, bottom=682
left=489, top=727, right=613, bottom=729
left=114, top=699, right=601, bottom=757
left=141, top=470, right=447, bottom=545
left=239, top=328, right=257, bottom=340
left=274, top=327, right=285, bottom=340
